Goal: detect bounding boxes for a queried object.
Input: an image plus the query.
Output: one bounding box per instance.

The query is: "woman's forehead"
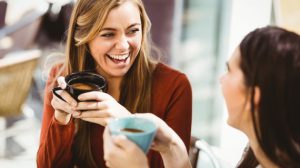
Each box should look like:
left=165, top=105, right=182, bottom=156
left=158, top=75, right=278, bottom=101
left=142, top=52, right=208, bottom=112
left=228, top=47, right=241, bottom=66
left=103, top=1, right=141, bottom=27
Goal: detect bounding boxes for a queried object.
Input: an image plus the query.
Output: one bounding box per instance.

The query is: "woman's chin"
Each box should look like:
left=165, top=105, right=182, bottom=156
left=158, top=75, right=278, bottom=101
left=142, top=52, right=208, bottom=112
left=226, top=118, right=237, bottom=128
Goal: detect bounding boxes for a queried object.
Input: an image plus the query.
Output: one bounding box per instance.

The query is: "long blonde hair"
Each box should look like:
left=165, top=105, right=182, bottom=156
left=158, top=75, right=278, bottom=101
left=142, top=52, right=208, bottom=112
left=63, top=0, right=156, bottom=167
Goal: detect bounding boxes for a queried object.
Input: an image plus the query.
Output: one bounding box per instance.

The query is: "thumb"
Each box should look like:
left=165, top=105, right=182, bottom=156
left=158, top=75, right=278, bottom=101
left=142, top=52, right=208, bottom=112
left=57, top=76, right=67, bottom=89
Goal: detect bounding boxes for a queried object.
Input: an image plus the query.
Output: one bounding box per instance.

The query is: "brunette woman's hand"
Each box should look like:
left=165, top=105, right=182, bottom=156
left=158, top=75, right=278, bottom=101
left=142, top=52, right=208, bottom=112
left=103, top=114, right=191, bottom=168
left=51, top=76, right=80, bottom=125
left=133, top=113, right=175, bottom=153
left=103, top=127, right=149, bottom=168
left=72, top=91, right=131, bottom=126
left=134, top=113, right=191, bottom=168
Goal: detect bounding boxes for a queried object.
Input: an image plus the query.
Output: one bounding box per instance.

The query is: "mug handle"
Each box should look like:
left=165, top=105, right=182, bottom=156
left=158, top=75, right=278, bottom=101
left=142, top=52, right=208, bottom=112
left=52, top=87, right=66, bottom=102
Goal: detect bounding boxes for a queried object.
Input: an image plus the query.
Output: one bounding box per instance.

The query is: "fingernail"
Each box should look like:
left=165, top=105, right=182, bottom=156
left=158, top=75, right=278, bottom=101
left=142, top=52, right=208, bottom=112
left=61, top=83, right=66, bottom=89
left=73, top=111, right=81, bottom=116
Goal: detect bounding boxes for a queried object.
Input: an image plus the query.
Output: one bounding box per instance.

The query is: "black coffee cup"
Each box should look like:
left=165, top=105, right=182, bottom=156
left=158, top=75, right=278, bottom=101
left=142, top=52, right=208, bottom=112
left=52, top=71, right=107, bottom=101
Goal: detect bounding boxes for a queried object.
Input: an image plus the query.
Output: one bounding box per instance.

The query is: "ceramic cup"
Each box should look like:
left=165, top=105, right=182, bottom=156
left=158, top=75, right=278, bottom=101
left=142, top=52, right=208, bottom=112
left=52, top=71, right=107, bottom=101
left=108, top=116, right=157, bottom=153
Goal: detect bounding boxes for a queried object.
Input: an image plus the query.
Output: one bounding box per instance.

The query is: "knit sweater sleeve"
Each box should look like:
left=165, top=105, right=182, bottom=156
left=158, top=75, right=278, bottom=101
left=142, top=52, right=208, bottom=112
left=36, top=65, right=75, bottom=168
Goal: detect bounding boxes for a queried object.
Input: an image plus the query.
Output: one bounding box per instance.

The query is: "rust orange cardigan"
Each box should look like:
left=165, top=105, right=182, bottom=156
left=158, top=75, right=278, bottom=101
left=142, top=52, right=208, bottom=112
left=37, top=63, right=192, bottom=168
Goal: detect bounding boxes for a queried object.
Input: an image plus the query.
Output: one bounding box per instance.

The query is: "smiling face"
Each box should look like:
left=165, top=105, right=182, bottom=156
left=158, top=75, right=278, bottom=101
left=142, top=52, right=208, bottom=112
left=88, top=1, right=142, bottom=80
left=220, top=47, right=252, bottom=131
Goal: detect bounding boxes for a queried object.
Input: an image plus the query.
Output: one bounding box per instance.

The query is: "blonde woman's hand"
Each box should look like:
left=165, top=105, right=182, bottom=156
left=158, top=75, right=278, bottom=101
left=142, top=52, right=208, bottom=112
left=72, top=91, right=131, bottom=126
left=103, top=127, right=149, bottom=168
left=51, top=76, right=80, bottom=125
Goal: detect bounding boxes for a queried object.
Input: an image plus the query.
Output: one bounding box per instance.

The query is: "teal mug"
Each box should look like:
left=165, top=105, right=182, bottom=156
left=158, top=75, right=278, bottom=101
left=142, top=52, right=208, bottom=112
left=108, top=116, right=157, bottom=153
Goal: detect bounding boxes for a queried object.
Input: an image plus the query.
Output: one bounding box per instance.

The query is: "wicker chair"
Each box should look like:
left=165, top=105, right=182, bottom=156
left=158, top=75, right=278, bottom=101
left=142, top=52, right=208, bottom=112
left=0, top=50, right=41, bottom=117
left=0, top=50, right=41, bottom=157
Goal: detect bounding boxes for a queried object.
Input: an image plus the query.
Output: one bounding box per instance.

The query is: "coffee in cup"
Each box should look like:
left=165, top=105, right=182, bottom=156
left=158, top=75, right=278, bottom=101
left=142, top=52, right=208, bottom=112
left=108, top=116, right=157, bottom=153
left=52, top=71, right=107, bottom=101
left=121, top=128, right=144, bottom=133
left=71, top=82, right=99, bottom=90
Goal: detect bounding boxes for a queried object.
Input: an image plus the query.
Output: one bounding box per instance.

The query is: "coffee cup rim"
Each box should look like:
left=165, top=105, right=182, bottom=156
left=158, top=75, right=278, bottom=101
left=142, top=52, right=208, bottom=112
left=108, top=116, right=157, bottom=135
left=65, top=71, right=107, bottom=91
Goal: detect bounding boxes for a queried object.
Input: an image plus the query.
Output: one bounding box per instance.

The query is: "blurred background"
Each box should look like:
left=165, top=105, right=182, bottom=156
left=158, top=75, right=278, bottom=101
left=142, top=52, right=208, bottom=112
left=0, top=0, right=299, bottom=167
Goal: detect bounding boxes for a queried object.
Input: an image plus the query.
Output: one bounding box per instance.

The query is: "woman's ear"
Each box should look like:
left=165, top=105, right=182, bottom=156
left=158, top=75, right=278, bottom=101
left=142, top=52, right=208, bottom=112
left=254, top=86, right=261, bottom=107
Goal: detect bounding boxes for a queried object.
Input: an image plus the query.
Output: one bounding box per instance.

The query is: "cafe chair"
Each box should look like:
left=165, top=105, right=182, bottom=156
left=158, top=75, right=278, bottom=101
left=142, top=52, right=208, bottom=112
left=0, top=49, right=41, bottom=157
left=189, top=136, right=200, bottom=167
left=0, top=5, right=47, bottom=58
left=0, top=50, right=41, bottom=116
left=189, top=136, right=222, bottom=168
left=0, top=0, right=7, bottom=28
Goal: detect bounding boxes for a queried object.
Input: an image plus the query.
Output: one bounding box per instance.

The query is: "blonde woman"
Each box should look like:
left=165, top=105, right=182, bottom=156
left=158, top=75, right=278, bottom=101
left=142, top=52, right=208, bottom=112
left=37, top=0, right=192, bottom=167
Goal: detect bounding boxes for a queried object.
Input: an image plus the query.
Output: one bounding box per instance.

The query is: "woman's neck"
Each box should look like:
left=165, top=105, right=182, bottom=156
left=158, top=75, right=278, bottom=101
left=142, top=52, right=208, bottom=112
left=106, top=77, right=122, bottom=101
left=95, top=67, right=122, bottom=101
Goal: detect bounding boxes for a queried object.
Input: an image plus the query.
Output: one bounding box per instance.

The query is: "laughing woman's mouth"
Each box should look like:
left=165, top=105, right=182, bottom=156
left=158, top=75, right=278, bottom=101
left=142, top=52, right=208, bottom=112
left=107, top=53, right=129, bottom=64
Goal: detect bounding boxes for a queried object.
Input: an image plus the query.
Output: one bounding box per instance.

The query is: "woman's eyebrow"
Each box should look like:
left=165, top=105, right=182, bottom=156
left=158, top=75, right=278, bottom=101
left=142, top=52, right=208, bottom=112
left=127, top=23, right=141, bottom=29
left=100, top=23, right=141, bottom=31
left=100, top=27, right=116, bottom=31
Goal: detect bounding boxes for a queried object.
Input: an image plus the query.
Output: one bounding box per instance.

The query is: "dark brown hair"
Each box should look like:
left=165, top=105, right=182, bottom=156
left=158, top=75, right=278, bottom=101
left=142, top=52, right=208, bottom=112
left=237, top=26, right=300, bottom=167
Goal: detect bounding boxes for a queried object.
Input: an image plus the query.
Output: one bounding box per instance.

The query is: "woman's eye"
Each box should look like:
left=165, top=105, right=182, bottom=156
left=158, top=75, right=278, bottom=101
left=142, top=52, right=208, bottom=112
left=225, top=66, right=229, bottom=72
left=128, top=28, right=140, bottom=34
left=225, top=62, right=230, bottom=72
left=100, top=33, right=114, bottom=37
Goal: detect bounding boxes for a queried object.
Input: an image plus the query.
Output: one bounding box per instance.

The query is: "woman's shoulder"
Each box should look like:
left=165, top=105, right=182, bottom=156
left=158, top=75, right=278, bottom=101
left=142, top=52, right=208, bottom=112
left=43, top=52, right=66, bottom=79
left=48, top=63, right=66, bottom=79
left=153, top=62, right=191, bottom=88
left=154, top=62, right=189, bottom=82
left=44, top=63, right=66, bottom=89
left=151, top=63, right=192, bottom=109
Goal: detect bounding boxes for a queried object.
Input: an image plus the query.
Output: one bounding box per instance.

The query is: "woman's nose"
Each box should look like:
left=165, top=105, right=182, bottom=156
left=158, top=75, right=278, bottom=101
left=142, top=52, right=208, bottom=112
left=115, top=36, right=129, bottom=50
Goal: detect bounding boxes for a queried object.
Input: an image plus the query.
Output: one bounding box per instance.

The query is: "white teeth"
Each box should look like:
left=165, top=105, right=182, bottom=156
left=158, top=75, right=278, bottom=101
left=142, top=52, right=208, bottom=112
left=108, top=54, right=129, bottom=60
